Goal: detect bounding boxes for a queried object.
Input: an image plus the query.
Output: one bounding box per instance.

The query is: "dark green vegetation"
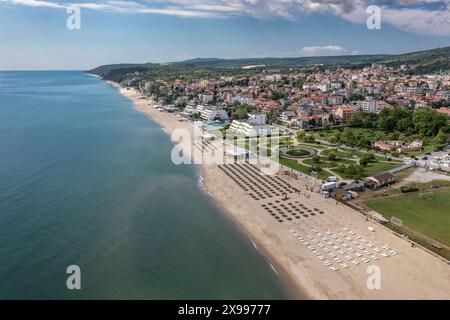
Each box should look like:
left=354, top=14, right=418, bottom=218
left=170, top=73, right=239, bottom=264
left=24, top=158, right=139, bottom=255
left=314, top=108, right=449, bottom=153
left=286, top=149, right=310, bottom=157
left=88, top=46, right=450, bottom=81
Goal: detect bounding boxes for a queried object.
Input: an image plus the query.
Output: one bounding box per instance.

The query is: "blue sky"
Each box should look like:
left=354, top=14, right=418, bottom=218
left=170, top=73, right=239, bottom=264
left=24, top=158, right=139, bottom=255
left=1, top=0, right=450, bottom=70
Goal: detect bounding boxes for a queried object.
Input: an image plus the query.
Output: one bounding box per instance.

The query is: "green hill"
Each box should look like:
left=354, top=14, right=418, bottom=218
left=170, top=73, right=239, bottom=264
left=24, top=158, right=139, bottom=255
left=87, top=46, right=450, bottom=81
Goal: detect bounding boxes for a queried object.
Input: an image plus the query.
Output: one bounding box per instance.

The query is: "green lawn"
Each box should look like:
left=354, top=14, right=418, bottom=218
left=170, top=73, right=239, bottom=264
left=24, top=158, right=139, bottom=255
left=280, top=157, right=330, bottom=180
left=321, top=148, right=354, bottom=158
left=297, top=143, right=327, bottom=150
left=363, top=161, right=402, bottom=176
left=365, top=188, right=450, bottom=246
left=303, top=157, right=356, bottom=168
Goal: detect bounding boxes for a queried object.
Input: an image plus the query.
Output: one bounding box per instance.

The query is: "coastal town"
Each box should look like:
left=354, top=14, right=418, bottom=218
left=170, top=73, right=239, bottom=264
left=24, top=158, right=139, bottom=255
left=5, top=0, right=450, bottom=304
left=124, top=63, right=450, bottom=178
left=106, top=60, right=450, bottom=299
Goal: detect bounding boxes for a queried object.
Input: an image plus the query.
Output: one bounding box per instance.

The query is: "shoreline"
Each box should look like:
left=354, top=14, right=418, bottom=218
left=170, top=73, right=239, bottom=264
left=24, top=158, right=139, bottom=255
left=197, top=165, right=310, bottom=300
left=106, top=80, right=450, bottom=300
left=108, top=80, right=308, bottom=299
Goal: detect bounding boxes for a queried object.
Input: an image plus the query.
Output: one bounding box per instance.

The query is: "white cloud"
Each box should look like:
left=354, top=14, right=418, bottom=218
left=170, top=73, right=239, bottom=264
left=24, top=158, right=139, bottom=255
left=2, top=0, right=450, bottom=36
left=302, top=45, right=347, bottom=56
left=1, top=0, right=65, bottom=8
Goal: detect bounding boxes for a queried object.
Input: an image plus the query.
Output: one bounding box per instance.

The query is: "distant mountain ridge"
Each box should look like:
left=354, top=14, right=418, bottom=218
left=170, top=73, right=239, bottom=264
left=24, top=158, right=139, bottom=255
left=88, top=46, right=450, bottom=81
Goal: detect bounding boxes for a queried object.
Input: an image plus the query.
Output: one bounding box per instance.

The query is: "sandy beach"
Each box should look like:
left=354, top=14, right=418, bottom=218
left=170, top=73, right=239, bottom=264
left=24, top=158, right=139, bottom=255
left=109, top=81, right=450, bottom=300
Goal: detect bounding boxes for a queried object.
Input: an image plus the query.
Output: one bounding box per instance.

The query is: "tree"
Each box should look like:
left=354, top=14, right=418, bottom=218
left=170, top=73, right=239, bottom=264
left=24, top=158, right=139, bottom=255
left=327, top=152, right=338, bottom=162
left=413, top=108, right=448, bottom=137
left=312, top=155, right=321, bottom=163
left=342, top=127, right=356, bottom=146
left=296, top=131, right=306, bottom=142
left=328, top=135, right=337, bottom=144
left=304, top=135, right=316, bottom=143
left=363, top=114, right=375, bottom=128
left=432, top=129, right=449, bottom=149
left=377, top=108, right=396, bottom=131
left=360, top=152, right=375, bottom=166
left=233, top=106, right=248, bottom=120
left=266, top=110, right=278, bottom=125
left=270, top=91, right=286, bottom=100
left=349, top=112, right=364, bottom=127
left=396, top=117, right=413, bottom=133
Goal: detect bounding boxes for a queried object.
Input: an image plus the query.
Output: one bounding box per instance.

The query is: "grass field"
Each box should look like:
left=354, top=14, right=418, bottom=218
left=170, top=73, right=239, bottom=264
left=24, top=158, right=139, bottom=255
left=365, top=188, right=450, bottom=246
left=364, top=162, right=402, bottom=176
left=303, top=157, right=356, bottom=168
left=280, top=157, right=330, bottom=180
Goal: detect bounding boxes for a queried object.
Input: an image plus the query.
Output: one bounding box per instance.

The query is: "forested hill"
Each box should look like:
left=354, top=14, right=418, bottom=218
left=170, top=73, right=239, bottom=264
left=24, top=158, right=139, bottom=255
left=88, top=46, right=450, bottom=81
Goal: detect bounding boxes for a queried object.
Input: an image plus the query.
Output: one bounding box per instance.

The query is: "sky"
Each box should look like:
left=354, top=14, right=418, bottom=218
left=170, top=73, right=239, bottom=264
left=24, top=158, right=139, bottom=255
left=0, top=0, right=450, bottom=70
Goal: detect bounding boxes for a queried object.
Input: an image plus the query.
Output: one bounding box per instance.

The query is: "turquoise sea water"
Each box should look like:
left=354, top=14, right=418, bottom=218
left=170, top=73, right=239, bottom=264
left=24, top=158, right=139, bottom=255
left=0, top=71, right=292, bottom=299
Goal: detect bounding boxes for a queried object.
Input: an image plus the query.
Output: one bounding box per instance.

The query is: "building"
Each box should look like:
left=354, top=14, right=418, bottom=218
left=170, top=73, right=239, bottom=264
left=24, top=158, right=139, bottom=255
left=247, top=113, right=267, bottom=125
left=366, top=172, right=395, bottom=189
left=199, top=93, right=214, bottom=104
left=436, top=107, right=450, bottom=118
left=182, top=104, right=199, bottom=117
left=334, top=106, right=355, bottom=123
left=327, top=95, right=344, bottom=105
left=374, top=140, right=422, bottom=153
left=197, top=105, right=229, bottom=121
left=429, top=154, right=450, bottom=172
left=240, top=94, right=254, bottom=105
left=229, top=115, right=276, bottom=137
left=355, top=99, right=378, bottom=113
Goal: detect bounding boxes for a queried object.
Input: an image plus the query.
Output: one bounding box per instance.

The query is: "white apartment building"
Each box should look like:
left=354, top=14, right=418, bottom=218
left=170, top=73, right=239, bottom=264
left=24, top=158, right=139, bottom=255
left=240, top=94, right=254, bottom=105
left=355, top=99, right=378, bottom=113
left=182, top=104, right=199, bottom=117
left=199, top=93, right=214, bottom=104
left=247, top=113, right=267, bottom=125
left=197, top=105, right=229, bottom=121
left=229, top=120, right=277, bottom=137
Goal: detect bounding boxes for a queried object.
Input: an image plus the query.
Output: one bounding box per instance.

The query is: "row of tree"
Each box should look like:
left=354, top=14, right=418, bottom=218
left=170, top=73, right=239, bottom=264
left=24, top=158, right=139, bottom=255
left=349, top=108, right=448, bottom=137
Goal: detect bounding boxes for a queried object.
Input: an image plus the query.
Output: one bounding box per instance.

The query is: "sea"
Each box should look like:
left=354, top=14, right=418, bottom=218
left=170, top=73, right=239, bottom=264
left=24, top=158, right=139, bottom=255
left=0, top=71, right=292, bottom=299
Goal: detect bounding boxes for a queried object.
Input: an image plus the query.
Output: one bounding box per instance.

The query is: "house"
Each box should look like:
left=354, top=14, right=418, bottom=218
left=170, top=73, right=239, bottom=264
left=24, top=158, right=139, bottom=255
left=199, top=92, right=214, bottom=104
left=362, top=179, right=377, bottom=190
left=333, top=106, right=355, bottom=123
left=366, top=172, right=395, bottom=189
left=240, top=94, right=254, bottom=105
left=374, top=140, right=422, bottom=153
left=327, top=95, right=344, bottom=105
left=373, top=140, right=397, bottom=152
left=429, top=154, right=450, bottom=172
left=399, top=140, right=422, bottom=153
left=280, top=111, right=298, bottom=125
left=436, top=107, right=450, bottom=118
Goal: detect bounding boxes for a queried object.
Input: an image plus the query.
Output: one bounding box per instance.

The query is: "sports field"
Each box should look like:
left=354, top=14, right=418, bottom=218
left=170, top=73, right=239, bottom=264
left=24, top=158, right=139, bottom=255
left=365, top=188, right=450, bottom=246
